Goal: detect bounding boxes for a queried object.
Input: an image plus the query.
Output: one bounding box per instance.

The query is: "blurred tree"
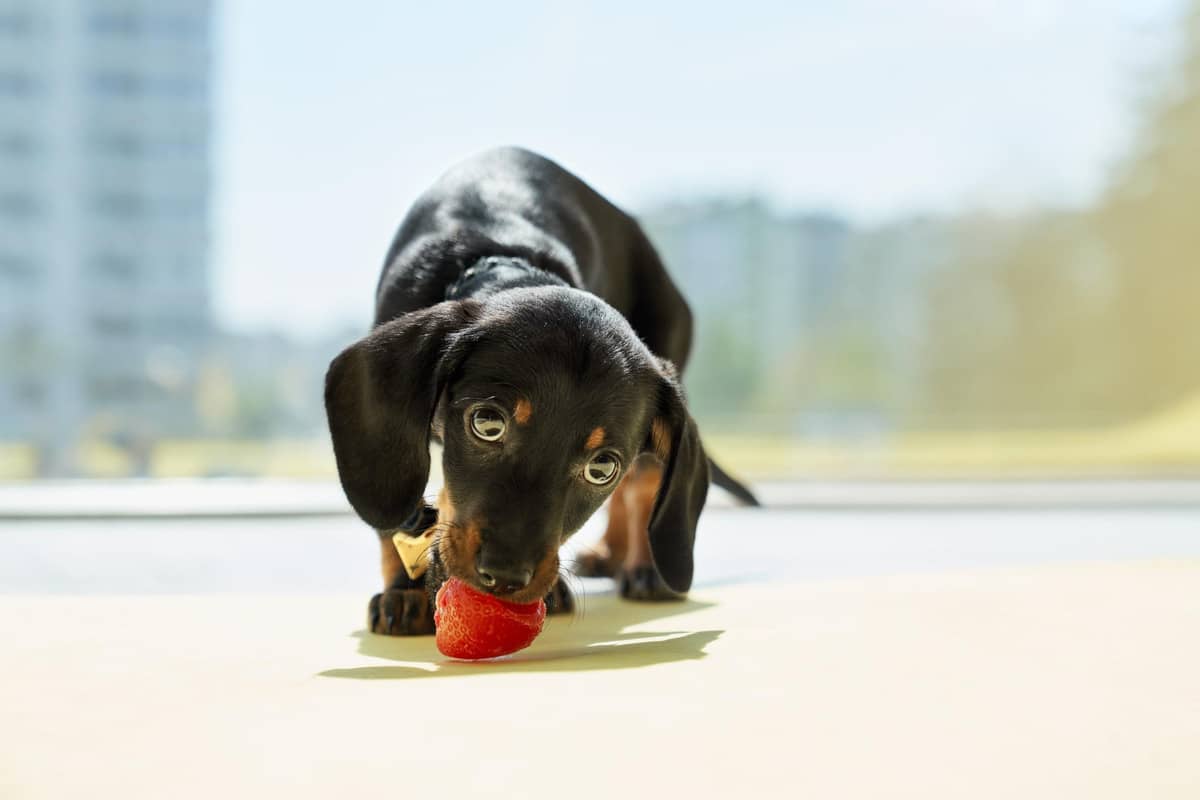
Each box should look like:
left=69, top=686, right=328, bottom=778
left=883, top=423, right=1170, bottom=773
left=232, top=380, right=286, bottom=438
left=1097, top=0, right=1200, bottom=416
left=685, top=313, right=763, bottom=424
left=919, top=2, right=1200, bottom=429
left=923, top=214, right=1123, bottom=428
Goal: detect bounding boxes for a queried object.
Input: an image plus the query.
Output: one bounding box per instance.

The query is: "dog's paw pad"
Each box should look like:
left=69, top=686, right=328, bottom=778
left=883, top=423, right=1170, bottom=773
left=368, top=588, right=435, bottom=636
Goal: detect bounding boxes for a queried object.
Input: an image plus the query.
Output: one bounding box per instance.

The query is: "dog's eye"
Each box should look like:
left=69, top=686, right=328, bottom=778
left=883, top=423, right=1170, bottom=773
left=584, top=452, right=621, bottom=485
left=470, top=408, right=507, bottom=442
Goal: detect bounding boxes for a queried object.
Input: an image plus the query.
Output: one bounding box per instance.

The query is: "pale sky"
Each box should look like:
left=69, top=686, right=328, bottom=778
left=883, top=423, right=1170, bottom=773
left=212, top=0, right=1187, bottom=336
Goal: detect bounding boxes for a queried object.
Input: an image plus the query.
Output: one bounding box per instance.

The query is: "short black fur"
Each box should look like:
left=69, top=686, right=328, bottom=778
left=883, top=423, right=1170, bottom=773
left=325, top=147, right=756, bottom=631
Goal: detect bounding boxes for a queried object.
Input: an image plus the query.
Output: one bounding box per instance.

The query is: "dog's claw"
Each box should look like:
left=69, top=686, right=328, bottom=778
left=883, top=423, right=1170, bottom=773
left=368, top=589, right=435, bottom=636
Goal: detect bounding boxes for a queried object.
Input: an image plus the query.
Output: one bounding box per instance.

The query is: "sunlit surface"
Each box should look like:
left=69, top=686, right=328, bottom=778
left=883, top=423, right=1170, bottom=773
left=4, top=555, right=1198, bottom=798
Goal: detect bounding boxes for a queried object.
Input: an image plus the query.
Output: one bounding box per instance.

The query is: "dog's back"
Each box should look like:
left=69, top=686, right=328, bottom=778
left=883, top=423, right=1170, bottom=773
left=374, top=147, right=667, bottom=346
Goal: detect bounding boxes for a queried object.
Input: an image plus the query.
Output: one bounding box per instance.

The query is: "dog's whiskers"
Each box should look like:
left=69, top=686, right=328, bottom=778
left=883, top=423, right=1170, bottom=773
left=555, top=564, right=586, bottom=621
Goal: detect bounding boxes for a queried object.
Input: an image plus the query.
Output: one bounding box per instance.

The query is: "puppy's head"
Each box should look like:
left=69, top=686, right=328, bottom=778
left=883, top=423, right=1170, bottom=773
left=325, top=286, right=708, bottom=602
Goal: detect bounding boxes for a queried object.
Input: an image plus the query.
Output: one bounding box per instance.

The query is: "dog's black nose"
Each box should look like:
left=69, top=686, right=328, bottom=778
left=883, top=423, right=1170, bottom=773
left=475, top=557, right=532, bottom=596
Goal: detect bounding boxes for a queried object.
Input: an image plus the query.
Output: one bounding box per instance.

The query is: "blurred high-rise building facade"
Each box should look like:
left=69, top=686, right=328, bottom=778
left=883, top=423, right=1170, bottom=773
left=0, top=0, right=212, bottom=475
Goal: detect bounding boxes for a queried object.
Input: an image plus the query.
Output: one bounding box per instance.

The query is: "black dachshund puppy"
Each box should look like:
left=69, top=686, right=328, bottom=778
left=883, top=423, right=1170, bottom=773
left=325, top=147, right=757, bottom=635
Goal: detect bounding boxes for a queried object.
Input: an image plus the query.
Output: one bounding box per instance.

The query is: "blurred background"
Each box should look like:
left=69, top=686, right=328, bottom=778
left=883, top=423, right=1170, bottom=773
left=2, top=0, right=1199, bottom=483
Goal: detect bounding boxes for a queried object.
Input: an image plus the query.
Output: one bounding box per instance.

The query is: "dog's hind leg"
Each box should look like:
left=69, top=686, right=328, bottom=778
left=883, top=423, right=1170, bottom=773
left=614, top=460, right=682, bottom=601
left=574, top=460, right=681, bottom=601
left=572, top=476, right=631, bottom=578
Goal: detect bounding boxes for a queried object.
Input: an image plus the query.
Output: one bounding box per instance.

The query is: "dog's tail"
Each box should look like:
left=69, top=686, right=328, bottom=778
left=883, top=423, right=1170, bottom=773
left=708, top=456, right=761, bottom=507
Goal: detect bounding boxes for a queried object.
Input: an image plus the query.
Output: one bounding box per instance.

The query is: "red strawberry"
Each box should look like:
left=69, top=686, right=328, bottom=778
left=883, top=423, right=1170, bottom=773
left=434, top=577, right=547, bottom=660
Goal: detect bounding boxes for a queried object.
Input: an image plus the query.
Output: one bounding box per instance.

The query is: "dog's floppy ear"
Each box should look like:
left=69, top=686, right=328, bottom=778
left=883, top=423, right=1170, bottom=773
left=324, top=301, right=478, bottom=530
left=644, top=360, right=710, bottom=594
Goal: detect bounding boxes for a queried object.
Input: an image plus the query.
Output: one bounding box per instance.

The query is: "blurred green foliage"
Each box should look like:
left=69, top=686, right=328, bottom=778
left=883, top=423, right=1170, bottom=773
left=647, top=4, right=1200, bottom=438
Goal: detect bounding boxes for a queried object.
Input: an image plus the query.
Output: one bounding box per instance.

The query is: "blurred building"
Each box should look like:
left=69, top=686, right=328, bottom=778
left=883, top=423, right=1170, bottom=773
left=838, top=217, right=951, bottom=423
left=196, top=327, right=359, bottom=442
left=641, top=200, right=856, bottom=430
left=0, top=1, right=212, bottom=475
left=642, top=200, right=850, bottom=358
left=641, top=201, right=953, bottom=436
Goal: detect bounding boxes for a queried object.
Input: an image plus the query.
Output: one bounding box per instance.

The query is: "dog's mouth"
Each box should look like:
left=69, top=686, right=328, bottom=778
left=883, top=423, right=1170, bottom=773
left=436, top=526, right=560, bottom=604
left=433, top=487, right=560, bottom=604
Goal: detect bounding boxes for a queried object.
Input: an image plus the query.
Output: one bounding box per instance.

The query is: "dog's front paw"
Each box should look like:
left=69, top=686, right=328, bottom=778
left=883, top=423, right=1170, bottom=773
left=368, top=588, right=435, bottom=636
left=619, top=565, right=685, bottom=602
left=544, top=579, right=575, bottom=615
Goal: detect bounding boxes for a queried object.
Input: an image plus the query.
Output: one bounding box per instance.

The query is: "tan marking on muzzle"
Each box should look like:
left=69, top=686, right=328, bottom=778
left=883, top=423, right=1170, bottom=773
left=509, top=542, right=562, bottom=605
left=437, top=485, right=486, bottom=582
left=437, top=486, right=455, bottom=524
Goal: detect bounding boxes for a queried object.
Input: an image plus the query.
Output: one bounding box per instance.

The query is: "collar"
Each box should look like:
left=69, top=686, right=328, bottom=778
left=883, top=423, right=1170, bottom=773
left=444, top=255, right=548, bottom=300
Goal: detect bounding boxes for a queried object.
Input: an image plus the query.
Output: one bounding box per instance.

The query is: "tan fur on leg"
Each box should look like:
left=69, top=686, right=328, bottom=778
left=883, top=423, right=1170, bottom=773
left=621, top=461, right=663, bottom=574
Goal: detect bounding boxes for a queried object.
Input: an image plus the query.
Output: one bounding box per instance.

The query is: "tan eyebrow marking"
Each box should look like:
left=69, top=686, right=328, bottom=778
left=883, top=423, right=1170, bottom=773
left=585, top=426, right=605, bottom=450
left=514, top=398, right=532, bottom=425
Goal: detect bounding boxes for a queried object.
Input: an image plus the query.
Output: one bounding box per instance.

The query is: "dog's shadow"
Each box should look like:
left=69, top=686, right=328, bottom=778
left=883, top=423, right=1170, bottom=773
left=317, top=590, right=722, bottom=680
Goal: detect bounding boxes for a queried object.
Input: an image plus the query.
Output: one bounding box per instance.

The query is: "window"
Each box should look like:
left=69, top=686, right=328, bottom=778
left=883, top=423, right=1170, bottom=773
left=88, top=131, right=206, bottom=158
left=90, top=192, right=146, bottom=219
left=2, top=2, right=1198, bottom=483
left=0, top=191, right=39, bottom=219
left=88, top=131, right=145, bottom=158
left=89, top=253, right=139, bottom=282
left=0, top=130, right=38, bottom=157
left=0, top=253, right=37, bottom=284
left=13, top=379, right=43, bottom=405
left=91, top=313, right=137, bottom=337
left=86, top=375, right=144, bottom=404
left=0, top=71, right=39, bottom=98
left=88, top=71, right=206, bottom=99
left=87, top=12, right=205, bottom=39
left=0, top=11, right=35, bottom=37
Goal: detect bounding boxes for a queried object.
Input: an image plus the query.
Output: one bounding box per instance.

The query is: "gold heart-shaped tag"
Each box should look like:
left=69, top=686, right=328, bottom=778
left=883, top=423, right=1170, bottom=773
left=392, top=528, right=435, bottom=580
